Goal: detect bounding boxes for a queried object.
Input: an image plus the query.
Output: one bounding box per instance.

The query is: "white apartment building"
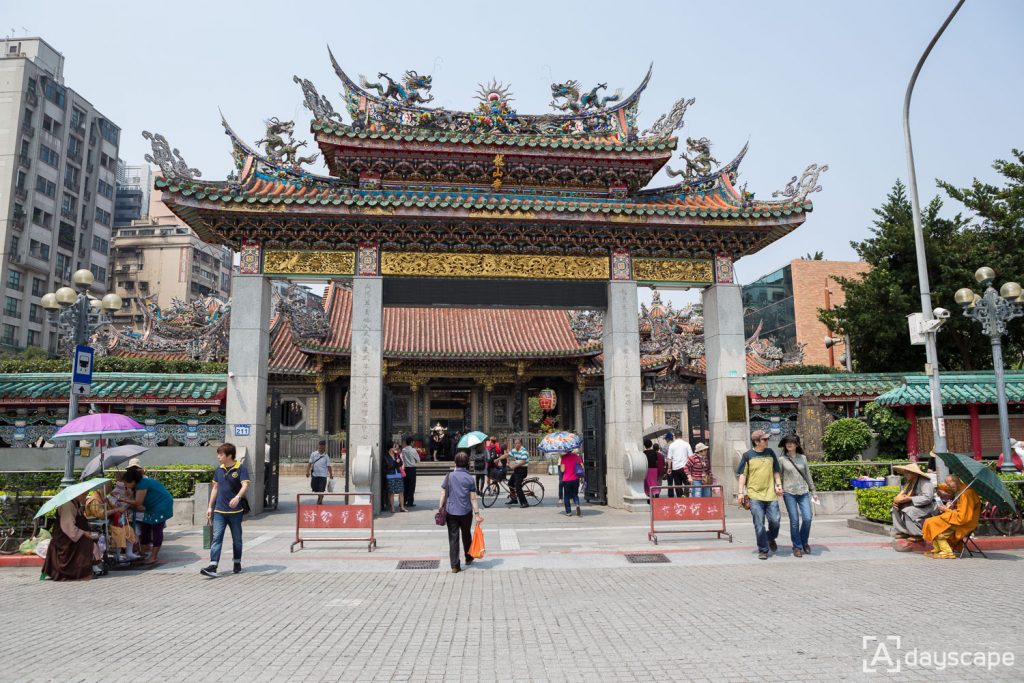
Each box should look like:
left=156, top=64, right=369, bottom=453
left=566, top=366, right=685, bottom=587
left=110, top=182, right=234, bottom=327
left=0, top=37, right=119, bottom=353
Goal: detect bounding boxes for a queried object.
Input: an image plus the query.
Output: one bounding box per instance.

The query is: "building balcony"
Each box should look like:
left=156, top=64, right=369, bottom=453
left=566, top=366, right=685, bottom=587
left=6, top=252, right=21, bottom=264
left=14, top=187, right=27, bottom=201
left=71, top=123, right=86, bottom=137
left=67, top=151, right=82, bottom=165
left=17, top=153, right=31, bottom=170
left=25, top=91, right=38, bottom=107
left=21, top=123, right=34, bottom=138
left=2, top=309, right=21, bottom=320
left=11, top=217, right=25, bottom=232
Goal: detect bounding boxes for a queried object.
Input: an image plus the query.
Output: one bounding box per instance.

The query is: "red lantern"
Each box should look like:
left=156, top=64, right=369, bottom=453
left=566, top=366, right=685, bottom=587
left=537, top=388, right=557, bottom=412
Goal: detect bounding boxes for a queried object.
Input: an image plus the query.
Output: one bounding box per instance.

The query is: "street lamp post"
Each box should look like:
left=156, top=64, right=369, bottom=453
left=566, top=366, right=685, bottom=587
left=41, top=269, right=123, bottom=488
left=955, top=268, right=1024, bottom=473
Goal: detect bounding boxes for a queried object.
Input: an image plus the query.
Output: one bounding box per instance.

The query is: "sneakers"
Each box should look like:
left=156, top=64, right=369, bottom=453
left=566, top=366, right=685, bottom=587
left=233, top=562, right=242, bottom=574
left=200, top=565, right=219, bottom=578
left=768, top=540, right=778, bottom=552
left=564, top=510, right=573, bottom=516
left=757, top=552, right=768, bottom=560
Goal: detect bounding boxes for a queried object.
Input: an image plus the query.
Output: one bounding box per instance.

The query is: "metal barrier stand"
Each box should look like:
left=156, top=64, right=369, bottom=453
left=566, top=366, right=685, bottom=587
left=291, top=492, right=377, bottom=553
left=648, top=484, right=733, bottom=545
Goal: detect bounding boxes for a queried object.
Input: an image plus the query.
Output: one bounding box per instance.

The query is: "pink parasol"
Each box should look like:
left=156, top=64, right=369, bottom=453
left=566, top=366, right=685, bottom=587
left=50, top=413, right=147, bottom=442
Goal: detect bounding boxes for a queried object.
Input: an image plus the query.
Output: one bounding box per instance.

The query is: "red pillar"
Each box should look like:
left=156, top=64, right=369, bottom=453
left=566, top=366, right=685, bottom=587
left=905, top=406, right=918, bottom=460
left=968, top=404, right=982, bottom=461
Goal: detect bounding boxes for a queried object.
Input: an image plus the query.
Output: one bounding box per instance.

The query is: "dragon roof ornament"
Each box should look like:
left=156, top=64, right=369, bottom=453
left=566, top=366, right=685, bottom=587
left=327, top=46, right=651, bottom=139
left=772, top=163, right=829, bottom=203
left=277, top=283, right=330, bottom=343
left=293, top=75, right=344, bottom=124
left=549, top=80, right=623, bottom=114
left=640, top=96, right=696, bottom=138
left=142, top=131, right=200, bottom=180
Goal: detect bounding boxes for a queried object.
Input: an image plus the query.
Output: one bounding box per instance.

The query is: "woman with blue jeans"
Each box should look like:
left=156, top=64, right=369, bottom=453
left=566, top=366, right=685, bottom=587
left=778, top=435, right=818, bottom=558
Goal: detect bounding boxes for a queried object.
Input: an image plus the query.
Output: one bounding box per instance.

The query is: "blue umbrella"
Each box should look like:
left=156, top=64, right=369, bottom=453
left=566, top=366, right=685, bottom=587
left=34, top=478, right=111, bottom=519
left=457, top=431, right=488, bottom=449
left=538, top=431, right=583, bottom=454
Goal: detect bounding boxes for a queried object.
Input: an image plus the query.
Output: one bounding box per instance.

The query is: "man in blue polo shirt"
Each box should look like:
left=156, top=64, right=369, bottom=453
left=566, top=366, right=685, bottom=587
left=201, top=442, right=250, bottom=578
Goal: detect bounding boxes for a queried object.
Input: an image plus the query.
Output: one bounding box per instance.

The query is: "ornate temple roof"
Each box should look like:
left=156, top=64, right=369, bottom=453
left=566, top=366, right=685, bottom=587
left=0, top=373, right=226, bottom=406
left=144, top=51, right=826, bottom=258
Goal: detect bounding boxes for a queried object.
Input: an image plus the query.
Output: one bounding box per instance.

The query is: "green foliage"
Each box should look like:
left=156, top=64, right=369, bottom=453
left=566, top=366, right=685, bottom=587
left=761, top=364, right=846, bottom=376
left=0, top=357, right=226, bottom=374
left=822, top=418, right=873, bottom=461
left=802, top=251, right=825, bottom=260
left=863, top=402, right=910, bottom=455
left=822, top=163, right=1024, bottom=372
left=0, top=465, right=214, bottom=499
left=810, top=460, right=896, bottom=491
left=996, top=472, right=1024, bottom=512
left=856, top=485, right=899, bottom=522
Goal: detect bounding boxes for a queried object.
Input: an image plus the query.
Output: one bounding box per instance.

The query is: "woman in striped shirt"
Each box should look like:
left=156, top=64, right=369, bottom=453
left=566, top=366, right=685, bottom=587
left=684, top=442, right=710, bottom=498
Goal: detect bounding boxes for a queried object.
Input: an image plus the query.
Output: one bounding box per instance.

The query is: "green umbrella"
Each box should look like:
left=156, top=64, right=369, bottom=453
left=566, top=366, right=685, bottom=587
left=936, top=452, right=1018, bottom=514
left=33, top=478, right=111, bottom=519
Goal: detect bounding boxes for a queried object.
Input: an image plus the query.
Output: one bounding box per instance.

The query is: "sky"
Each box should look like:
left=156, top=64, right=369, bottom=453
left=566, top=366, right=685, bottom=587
left=6, top=0, right=1022, bottom=308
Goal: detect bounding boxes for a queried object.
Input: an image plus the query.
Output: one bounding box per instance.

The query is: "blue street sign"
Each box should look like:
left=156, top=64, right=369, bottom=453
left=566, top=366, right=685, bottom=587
left=72, top=345, right=94, bottom=386
left=234, top=424, right=251, bottom=437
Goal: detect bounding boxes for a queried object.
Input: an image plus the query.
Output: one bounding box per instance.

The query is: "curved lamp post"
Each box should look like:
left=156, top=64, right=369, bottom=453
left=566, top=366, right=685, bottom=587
left=955, top=268, right=1024, bottom=473
left=41, top=269, right=123, bottom=487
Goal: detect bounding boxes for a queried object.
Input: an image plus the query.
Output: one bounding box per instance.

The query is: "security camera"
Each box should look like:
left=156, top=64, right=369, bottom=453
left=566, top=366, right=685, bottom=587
left=933, top=307, right=951, bottom=320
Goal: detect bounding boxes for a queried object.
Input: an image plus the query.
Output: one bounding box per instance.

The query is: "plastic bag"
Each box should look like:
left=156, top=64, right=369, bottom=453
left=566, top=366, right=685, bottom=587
left=468, top=524, right=485, bottom=559
left=326, top=478, right=336, bottom=493
left=19, top=529, right=51, bottom=555
left=34, top=539, right=50, bottom=559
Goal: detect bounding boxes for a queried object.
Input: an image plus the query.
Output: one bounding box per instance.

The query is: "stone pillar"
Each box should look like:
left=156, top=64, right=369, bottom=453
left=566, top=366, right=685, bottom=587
left=904, top=406, right=918, bottom=459
left=702, top=284, right=750, bottom=503
left=603, top=280, right=648, bottom=511
left=348, top=276, right=383, bottom=508
left=968, top=404, right=982, bottom=461
left=573, top=384, right=583, bottom=434
left=226, top=275, right=272, bottom=514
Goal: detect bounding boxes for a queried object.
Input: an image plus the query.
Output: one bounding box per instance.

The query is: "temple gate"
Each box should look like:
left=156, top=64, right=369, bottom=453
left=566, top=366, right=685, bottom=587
left=148, top=51, right=823, bottom=513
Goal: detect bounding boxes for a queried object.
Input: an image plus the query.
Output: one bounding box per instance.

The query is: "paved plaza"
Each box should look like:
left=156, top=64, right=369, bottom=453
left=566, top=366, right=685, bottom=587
left=2, top=476, right=1021, bottom=682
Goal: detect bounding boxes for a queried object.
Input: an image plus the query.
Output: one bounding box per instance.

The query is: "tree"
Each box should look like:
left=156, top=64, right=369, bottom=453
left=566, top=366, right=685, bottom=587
left=819, top=173, right=1023, bottom=372
left=801, top=251, right=825, bottom=260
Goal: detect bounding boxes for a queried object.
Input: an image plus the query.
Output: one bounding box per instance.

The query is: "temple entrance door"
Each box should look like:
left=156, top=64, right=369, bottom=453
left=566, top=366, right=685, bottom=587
left=265, top=389, right=281, bottom=510
left=428, top=388, right=472, bottom=459
left=581, top=387, right=606, bottom=505
left=686, top=386, right=709, bottom=450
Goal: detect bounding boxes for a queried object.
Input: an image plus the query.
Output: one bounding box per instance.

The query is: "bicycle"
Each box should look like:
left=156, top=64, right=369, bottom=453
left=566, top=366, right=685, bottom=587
left=481, top=475, right=545, bottom=508
left=980, top=501, right=1022, bottom=536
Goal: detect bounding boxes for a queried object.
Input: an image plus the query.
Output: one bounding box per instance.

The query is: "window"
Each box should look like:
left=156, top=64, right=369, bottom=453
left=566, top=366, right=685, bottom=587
left=92, top=236, right=109, bottom=254
left=30, top=240, right=50, bottom=261
left=99, top=119, right=119, bottom=146
left=89, top=265, right=106, bottom=283
left=1, top=324, right=15, bottom=346
left=29, top=304, right=42, bottom=324
left=4, top=296, right=20, bottom=317
left=35, top=175, right=57, bottom=199
left=94, top=207, right=111, bottom=226
left=61, top=194, right=77, bottom=218
left=70, top=107, right=86, bottom=131
left=9, top=235, right=19, bottom=255
left=64, top=164, right=80, bottom=189
left=27, top=330, right=39, bottom=347
left=97, top=179, right=114, bottom=199
left=58, top=222, right=76, bottom=250
left=39, top=144, right=60, bottom=168
left=42, top=114, right=62, bottom=136
left=43, top=79, right=66, bottom=107
left=67, top=136, right=82, bottom=162
left=56, top=253, right=72, bottom=280
left=7, top=271, right=22, bottom=292
left=31, top=278, right=46, bottom=297
left=31, top=208, right=53, bottom=229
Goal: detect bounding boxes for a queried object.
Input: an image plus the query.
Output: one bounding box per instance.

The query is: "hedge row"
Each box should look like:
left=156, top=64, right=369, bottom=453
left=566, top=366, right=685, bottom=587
left=0, top=464, right=215, bottom=498
left=0, top=357, right=226, bottom=374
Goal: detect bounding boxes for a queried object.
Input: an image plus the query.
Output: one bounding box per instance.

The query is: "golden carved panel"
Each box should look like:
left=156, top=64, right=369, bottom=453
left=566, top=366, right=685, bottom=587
left=632, top=258, right=713, bottom=284
left=380, top=252, right=609, bottom=280
left=467, top=209, right=534, bottom=219
left=263, top=250, right=356, bottom=276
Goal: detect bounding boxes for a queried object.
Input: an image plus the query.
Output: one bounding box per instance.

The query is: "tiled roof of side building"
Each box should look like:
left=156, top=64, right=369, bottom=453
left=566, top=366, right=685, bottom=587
left=874, top=372, right=1024, bottom=407
left=747, top=373, right=906, bottom=402
left=0, top=373, right=226, bottom=405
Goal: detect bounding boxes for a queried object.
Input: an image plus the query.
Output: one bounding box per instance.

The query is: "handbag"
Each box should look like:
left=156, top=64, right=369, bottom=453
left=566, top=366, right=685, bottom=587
left=574, top=462, right=585, bottom=478
left=435, top=474, right=450, bottom=526
left=202, top=524, right=212, bottom=550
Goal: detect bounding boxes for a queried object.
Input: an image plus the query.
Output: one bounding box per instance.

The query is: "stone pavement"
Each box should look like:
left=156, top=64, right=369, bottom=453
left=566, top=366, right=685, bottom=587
left=2, top=475, right=1021, bottom=682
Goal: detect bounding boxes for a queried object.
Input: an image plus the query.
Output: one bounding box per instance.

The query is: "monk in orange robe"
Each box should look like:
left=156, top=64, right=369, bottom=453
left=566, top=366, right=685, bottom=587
left=922, top=475, right=981, bottom=559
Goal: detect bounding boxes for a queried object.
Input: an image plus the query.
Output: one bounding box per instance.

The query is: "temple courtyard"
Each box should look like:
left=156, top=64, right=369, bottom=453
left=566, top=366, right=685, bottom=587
left=2, top=476, right=1021, bottom=682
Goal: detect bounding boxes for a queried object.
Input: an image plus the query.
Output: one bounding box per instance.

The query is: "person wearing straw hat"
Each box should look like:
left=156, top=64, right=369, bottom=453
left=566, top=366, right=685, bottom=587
left=922, top=474, right=981, bottom=559
left=685, top=442, right=711, bottom=498
left=890, top=462, right=937, bottom=544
